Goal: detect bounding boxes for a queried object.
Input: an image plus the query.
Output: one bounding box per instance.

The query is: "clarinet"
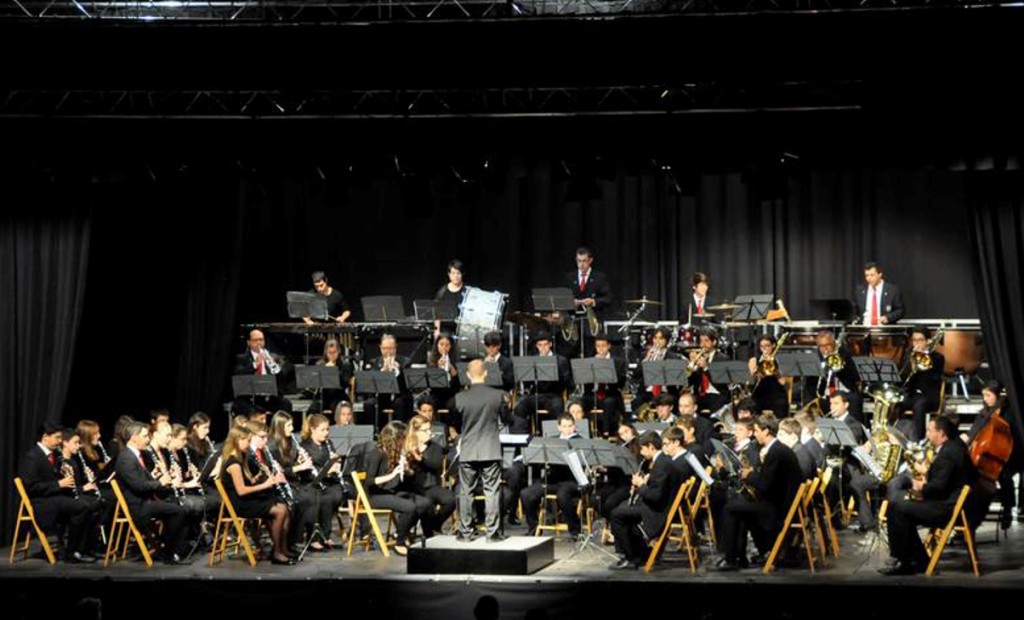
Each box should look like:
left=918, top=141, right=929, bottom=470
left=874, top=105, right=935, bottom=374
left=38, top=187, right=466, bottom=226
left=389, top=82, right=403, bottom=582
left=150, top=446, right=186, bottom=506
left=628, top=458, right=651, bottom=506
left=181, top=448, right=206, bottom=497
left=77, top=452, right=102, bottom=497
left=325, top=438, right=344, bottom=484
left=255, top=448, right=296, bottom=509
left=60, top=458, right=79, bottom=500
left=96, top=441, right=111, bottom=464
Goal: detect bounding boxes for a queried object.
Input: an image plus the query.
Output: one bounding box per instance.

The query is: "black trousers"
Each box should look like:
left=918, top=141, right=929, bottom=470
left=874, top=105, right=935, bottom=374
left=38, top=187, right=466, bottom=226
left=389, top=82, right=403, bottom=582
left=598, top=482, right=631, bottom=521
left=886, top=496, right=952, bottom=566
left=521, top=480, right=580, bottom=535
left=609, top=502, right=647, bottom=564
left=134, top=499, right=192, bottom=557
left=717, top=495, right=774, bottom=561
left=512, top=394, right=564, bottom=434
left=896, top=394, right=940, bottom=442
left=420, top=486, right=457, bottom=535
left=458, top=461, right=502, bottom=538
left=370, top=492, right=430, bottom=542
left=849, top=470, right=882, bottom=528
left=315, top=483, right=347, bottom=539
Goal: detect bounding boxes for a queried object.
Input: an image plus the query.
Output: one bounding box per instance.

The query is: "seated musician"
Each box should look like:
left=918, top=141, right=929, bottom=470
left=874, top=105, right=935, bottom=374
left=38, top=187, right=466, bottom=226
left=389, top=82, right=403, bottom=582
left=75, top=419, right=115, bottom=527
left=853, top=261, right=905, bottom=326
left=185, top=412, right=220, bottom=484
left=232, top=329, right=294, bottom=416
left=59, top=429, right=107, bottom=555
left=608, top=431, right=681, bottom=570
left=636, top=327, right=679, bottom=407
left=169, top=423, right=219, bottom=523
left=520, top=415, right=583, bottom=538
left=266, top=412, right=322, bottom=552
left=582, top=333, right=626, bottom=437
left=653, top=393, right=677, bottom=425
left=897, top=328, right=945, bottom=442
left=567, top=399, right=588, bottom=428
left=713, top=414, right=803, bottom=571
left=363, top=421, right=431, bottom=556
left=677, top=391, right=718, bottom=455
left=778, top=419, right=816, bottom=481
left=148, top=421, right=204, bottom=520
left=107, top=415, right=134, bottom=463
left=483, top=330, right=516, bottom=391
left=880, top=415, right=977, bottom=575
left=749, top=334, right=791, bottom=417
left=300, top=414, right=349, bottom=546
left=511, top=332, right=573, bottom=435
left=687, top=328, right=729, bottom=413
left=17, top=423, right=97, bottom=563
left=666, top=423, right=709, bottom=491
left=115, top=421, right=195, bottom=564
left=311, top=338, right=352, bottom=415
left=426, top=333, right=461, bottom=412
left=361, top=333, right=411, bottom=425
left=221, top=423, right=295, bottom=565
left=960, top=380, right=1021, bottom=529
left=597, top=423, right=640, bottom=539
left=406, top=414, right=456, bottom=537
left=334, top=401, right=355, bottom=427
left=805, top=330, right=864, bottom=424
left=303, top=270, right=351, bottom=324
left=794, top=412, right=826, bottom=471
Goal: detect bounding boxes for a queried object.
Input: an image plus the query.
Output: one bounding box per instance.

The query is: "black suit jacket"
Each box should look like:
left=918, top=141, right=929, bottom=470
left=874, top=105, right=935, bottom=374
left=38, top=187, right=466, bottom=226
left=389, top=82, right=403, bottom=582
left=793, top=443, right=817, bottom=481
left=637, top=453, right=682, bottom=539
left=19, top=446, right=62, bottom=499
left=924, top=439, right=977, bottom=506
left=853, top=281, right=905, bottom=324
left=806, top=346, right=859, bottom=396
left=904, top=351, right=945, bottom=400
left=367, top=355, right=410, bottom=393
left=566, top=270, right=612, bottom=317
left=484, top=355, right=517, bottom=391
left=841, top=415, right=869, bottom=446
left=412, top=442, right=445, bottom=491
left=535, top=354, right=573, bottom=395
left=746, top=440, right=803, bottom=530
left=114, top=446, right=163, bottom=507
left=234, top=350, right=284, bottom=376
left=802, top=438, right=826, bottom=470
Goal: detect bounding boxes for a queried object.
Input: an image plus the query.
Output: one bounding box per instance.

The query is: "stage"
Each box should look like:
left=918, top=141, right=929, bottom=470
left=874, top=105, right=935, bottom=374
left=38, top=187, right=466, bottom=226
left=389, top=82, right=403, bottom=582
left=4, top=519, right=1022, bottom=619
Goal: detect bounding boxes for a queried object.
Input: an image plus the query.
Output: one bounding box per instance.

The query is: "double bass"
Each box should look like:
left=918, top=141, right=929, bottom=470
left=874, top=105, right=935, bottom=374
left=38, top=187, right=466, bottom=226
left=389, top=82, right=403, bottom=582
left=970, top=407, right=1014, bottom=483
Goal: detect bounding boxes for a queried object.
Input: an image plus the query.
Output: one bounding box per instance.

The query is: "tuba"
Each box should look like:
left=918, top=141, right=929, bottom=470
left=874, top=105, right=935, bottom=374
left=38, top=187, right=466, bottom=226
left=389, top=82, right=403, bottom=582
left=869, top=385, right=903, bottom=483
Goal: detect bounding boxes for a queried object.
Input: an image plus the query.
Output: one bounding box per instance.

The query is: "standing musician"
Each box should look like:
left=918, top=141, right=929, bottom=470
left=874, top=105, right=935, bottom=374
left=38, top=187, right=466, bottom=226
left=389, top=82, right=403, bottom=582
left=303, top=270, right=351, bottom=324
left=749, top=334, right=791, bottom=417
left=17, top=423, right=97, bottom=563
left=853, top=261, right=905, bottom=326
left=433, top=259, right=468, bottom=340
left=806, top=330, right=864, bottom=424
left=483, top=330, right=517, bottom=391
left=267, top=412, right=323, bottom=552
left=221, top=423, right=295, bottom=565
left=564, top=246, right=612, bottom=357
left=608, top=431, right=681, bottom=570
left=880, top=415, right=976, bottom=575
left=115, top=421, right=195, bottom=564
left=713, top=414, right=803, bottom=571
left=687, top=328, right=730, bottom=413
left=453, top=360, right=509, bottom=541
left=405, top=414, right=457, bottom=537
left=520, top=415, right=583, bottom=538
left=511, top=332, right=573, bottom=435
left=960, top=380, right=1022, bottom=530
left=896, top=328, right=945, bottom=442
left=362, top=333, right=411, bottom=426
left=300, top=413, right=349, bottom=547
left=233, top=329, right=294, bottom=416
left=582, top=333, right=627, bottom=437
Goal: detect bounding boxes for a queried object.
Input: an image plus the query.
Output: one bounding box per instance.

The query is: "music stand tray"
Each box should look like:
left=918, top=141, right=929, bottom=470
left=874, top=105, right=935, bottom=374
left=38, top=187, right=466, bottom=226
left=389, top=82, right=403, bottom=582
left=414, top=300, right=459, bottom=322
left=731, top=294, right=774, bottom=322
left=570, top=358, right=617, bottom=387
left=232, top=375, right=279, bottom=399
left=611, top=444, right=641, bottom=475
left=328, top=425, right=376, bottom=456
left=853, top=357, right=902, bottom=386
left=634, top=422, right=670, bottom=436
left=523, top=437, right=571, bottom=468
left=512, top=356, right=559, bottom=384
left=457, top=362, right=504, bottom=387
left=405, top=367, right=451, bottom=391
left=295, top=365, right=343, bottom=391
left=287, top=291, right=329, bottom=321
left=540, top=420, right=591, bottom=439
left=641, top=359, right=689, bottom=387
left=817, top=419, right=859, bottom=448
left=361, top=296, right=406, bottom=323
left=531, top=288, right=577, bottom=314
left=708, top=361, right=752, bottom=386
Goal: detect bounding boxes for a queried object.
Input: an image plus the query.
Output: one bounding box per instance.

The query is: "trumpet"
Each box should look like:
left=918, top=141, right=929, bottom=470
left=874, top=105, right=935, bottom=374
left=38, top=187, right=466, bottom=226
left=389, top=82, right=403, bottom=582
left=755, top=333, right=790, bottom=380
left=687, top=347, right=711, bottom=373
left=259, top=348, right=281, bottom=375
left=77, top=452, right=102, bottom=498
left=381, top=356, right=399, bottom=374
left=643, top=343, right=667, bottom=363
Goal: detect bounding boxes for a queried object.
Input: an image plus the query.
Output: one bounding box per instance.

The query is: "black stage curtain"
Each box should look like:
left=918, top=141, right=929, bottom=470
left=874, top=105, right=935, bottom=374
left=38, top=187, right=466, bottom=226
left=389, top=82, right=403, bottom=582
left=967, top=171, right=1024, bottom=453
left=0, top=189, right=92, bottom=535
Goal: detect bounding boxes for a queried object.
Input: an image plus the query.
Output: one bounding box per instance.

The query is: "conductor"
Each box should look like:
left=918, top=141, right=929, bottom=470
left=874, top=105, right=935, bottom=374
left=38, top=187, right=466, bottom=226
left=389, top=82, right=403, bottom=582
left=454, top=359, right=508, bottom=542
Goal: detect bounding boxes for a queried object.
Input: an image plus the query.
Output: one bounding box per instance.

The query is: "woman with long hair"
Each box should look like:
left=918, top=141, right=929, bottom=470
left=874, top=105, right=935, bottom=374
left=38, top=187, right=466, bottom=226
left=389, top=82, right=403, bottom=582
left=426, top=333, right=460, bottom=411
left=404, top=415, right=455, bottom=537
left=311, top=339, right=351, bottom=415
left=300, top=413, right=348, bottom=548
left=364, top=421, right=429, bottom=555
left=268, top=411, right=323, bottom=551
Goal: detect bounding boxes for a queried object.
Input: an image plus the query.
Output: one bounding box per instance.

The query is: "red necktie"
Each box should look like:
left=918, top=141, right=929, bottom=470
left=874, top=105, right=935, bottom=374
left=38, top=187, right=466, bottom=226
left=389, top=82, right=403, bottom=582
left=870, top=288, right=879, bottom=326
left=580, top=273, right=587, bottom=292
left=701, top=372, right=710, bottom=396
left=256, top=359, right=265, bottom=375
left=697, top=298, right=703, bottom=314
left=48, top=453, right=55, bottom=467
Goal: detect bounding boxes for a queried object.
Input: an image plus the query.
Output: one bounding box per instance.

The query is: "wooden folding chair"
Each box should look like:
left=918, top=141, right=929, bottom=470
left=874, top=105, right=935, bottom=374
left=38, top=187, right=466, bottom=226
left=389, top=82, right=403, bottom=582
left=644, top=477, right=698, bottom=574
left=686, top=466, right=716, bottom=547
left=9, top=477, right=57, bottom=565
left=801, top=477, right=828, bottom=564
left=103, top=479, right=154, bottom=568
left=817, top=468, right=841, bottom=557
left=209, top=478, right=260, bottom=566
left=763, top=481, right=815, bottom=574
left=536, top=491, right=591, bottom=538
left=923, top=485, right=979, bottom=577
left=347, top=471, right=395, bottom=557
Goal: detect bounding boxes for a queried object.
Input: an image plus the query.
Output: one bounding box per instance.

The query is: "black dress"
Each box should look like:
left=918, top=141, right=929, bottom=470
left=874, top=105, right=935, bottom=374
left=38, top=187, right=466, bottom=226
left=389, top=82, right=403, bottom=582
left=222, top=454, right=277, bottom=519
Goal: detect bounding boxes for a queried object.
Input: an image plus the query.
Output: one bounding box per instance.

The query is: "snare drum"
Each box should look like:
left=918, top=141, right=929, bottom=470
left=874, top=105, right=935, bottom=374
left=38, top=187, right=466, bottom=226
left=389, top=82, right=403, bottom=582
left=677, top=325, right=699, bottom=350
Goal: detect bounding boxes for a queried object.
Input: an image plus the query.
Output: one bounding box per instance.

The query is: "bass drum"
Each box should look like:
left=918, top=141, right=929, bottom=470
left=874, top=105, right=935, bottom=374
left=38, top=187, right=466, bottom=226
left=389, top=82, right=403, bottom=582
left=936, top=328, right=985, bottom=376
left=456, top=287, right=506, bottom=359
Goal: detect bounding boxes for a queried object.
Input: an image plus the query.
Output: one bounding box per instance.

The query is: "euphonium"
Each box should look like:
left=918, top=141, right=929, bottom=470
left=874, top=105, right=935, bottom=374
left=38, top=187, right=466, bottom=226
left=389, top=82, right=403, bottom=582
left=869, top=386, right=903, bottom=484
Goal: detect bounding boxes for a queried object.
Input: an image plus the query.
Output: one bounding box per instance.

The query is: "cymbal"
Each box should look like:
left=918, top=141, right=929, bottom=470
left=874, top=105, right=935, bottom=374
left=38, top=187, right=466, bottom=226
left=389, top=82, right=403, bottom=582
left=624, top=297, right=663, bottom=306
left=705, top=303, right=741, bottom=311
left=507, top=311, right=549, bottom=327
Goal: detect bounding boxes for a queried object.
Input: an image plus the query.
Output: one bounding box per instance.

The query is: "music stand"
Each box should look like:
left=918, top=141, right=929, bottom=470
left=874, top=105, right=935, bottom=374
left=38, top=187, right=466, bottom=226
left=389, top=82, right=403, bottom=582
left=777, top=352, right=823, bottom=406
left=231, top=375, right=279, bottom=412
left=610, top=444, right=641, bottom=475
left=540, top=420, right=591, bottom=439
left=641, top=359, right=689, bottom=390
left=853, top=357, right=901, bottom=387
left=531, top=287, right=578, bottom=350
left=562, top=442, right=619, bottom=561
left=523, top=437, right=571, bottom=515
left=361, top=295, right=406, bottom=323
left=328, top=424, right=376, bottom=457
left=354, top=370, right=401, bottom=432
left=457, top=361, right=504, bottom=388
left=818, top=418, right=859, bottom=449
left=810, top=298, right=856, bottom=323
left=413, top=300, right=459, bottom=322
left=634, top=422, right=670, bottom=435
left=296, top=365, right=342, bottom=414
left=513, top=356, right=560, bottom=434
left=287, top=291, right=329, bottom=321
left=731, top=294, right=773, bottom=322
left=405, top=367, right=451, bottom=394
left=708, top=361, right=752, bottom=386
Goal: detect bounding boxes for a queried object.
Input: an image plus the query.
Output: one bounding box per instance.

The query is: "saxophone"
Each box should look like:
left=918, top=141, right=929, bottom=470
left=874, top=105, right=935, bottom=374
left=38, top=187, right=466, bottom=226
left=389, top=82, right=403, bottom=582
left=869, top=387, right=902, bottom=483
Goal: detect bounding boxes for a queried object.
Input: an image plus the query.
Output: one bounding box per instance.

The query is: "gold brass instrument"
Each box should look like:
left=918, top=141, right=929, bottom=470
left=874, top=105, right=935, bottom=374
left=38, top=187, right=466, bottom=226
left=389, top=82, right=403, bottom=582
left=869, top=385, right=903, bottom=484
left=633, top=400, right=656, bottom=423
left=584, top=303, right=600, bottom=338
left=826, top=328, right=847, bottom=372
left=756, top=333, right=790, bottom=380
left=909, top=327, right=945, bottom=375
left=738, top=449, right=758, bottom=500
left=687, top=346, right=711, bottom=373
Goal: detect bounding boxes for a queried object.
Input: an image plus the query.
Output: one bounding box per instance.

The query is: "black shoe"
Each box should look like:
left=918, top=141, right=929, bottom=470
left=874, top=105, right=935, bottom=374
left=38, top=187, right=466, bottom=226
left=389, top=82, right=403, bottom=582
left=609, top=558, right=637, bottom=570
left=455, top=533, right=474, bottom=543
left=163, top=553, right=192, bottom=566
left=850, top=522, right=877, bottom=534
left=878, top=560, right=917, bottom=576
left=711, top=558, right=741, bottom=572
left=270, top=555, right=297, bottom=566
left=487, top=533, right=509, bottom=543
left=67, top=551, right=97, bottom=564
left=506, top=515, right=521, bottom=526
left=748, top=552, right=769, bottom=567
